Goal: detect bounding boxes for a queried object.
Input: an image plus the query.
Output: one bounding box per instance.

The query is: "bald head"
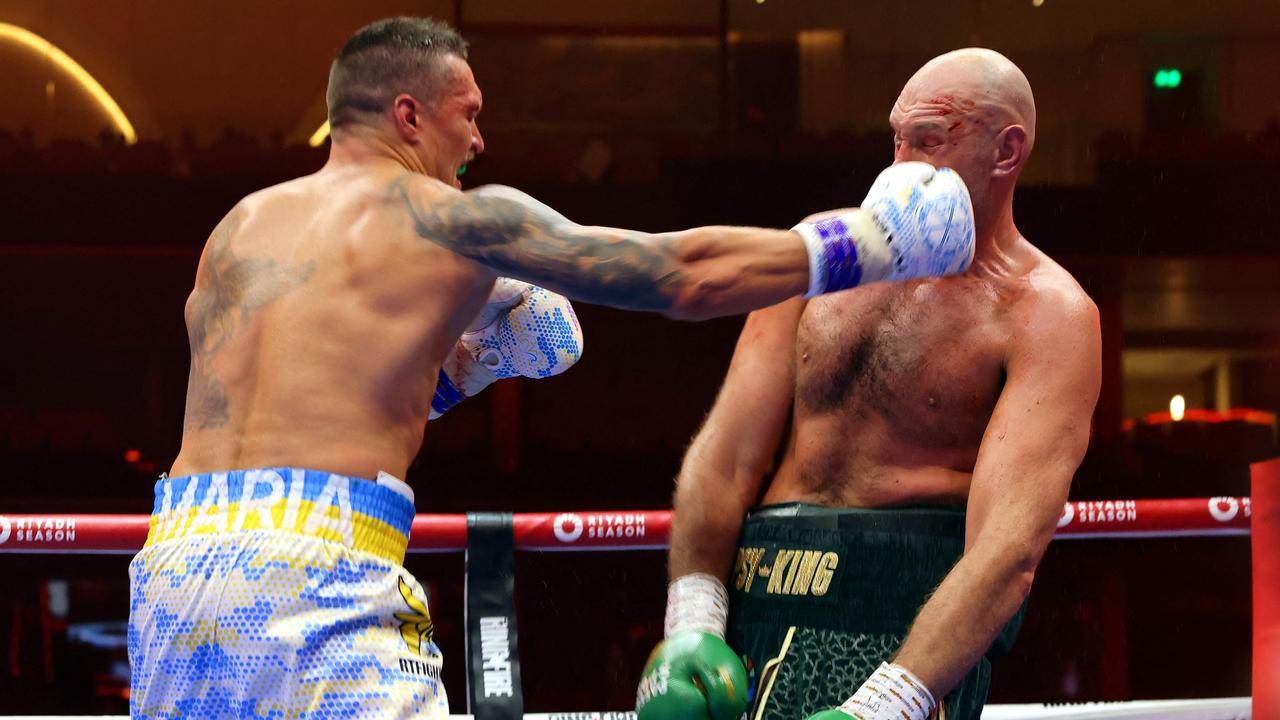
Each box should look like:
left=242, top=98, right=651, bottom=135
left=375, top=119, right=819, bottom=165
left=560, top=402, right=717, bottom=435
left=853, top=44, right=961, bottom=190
left=889, top=49, right=1036, bottom=228
left=900, top=48, right=1036, bottom=150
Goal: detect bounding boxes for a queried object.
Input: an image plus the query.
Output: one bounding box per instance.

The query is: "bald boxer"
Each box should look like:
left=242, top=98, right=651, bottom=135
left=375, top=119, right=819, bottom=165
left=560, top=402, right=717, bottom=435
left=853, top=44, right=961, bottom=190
left=127, top=17, right=978, bottom=720
left=638, top=49, right=1102, bottom=720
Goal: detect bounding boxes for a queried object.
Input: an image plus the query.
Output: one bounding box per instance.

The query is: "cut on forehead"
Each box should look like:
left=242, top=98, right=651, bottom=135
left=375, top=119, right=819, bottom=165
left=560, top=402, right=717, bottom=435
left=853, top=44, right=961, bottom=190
left=897, top=48, right=1035, bottom=131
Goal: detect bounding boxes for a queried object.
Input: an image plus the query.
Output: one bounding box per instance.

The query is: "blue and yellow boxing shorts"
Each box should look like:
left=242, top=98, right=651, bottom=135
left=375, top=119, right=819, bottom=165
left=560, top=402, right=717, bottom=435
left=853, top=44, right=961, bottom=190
left=127, top=468, right=447, bottom=719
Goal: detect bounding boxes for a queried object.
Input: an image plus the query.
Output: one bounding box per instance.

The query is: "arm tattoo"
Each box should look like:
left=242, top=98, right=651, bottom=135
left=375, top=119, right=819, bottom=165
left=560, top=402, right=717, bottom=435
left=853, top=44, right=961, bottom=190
left=183, top=208, right=315, bottom=430
left=391, top=177, right=682, bottom=311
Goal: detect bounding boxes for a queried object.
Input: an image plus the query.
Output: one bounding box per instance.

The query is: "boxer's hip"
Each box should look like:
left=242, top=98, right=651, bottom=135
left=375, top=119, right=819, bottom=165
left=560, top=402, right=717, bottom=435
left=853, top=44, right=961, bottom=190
left=127, top=468, right=447, bottom=718
left=725, top=503, right=1023, bottom=720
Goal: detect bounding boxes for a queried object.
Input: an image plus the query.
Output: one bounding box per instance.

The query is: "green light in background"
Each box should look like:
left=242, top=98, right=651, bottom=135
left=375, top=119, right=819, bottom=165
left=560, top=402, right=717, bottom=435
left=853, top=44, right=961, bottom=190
left=1153, top=68, right=1183, bottom=89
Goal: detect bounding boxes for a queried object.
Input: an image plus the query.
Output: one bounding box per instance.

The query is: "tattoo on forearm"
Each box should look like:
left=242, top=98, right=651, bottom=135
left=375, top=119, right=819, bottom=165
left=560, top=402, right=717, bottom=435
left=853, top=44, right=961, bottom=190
left=183, top=208, right=315, bottom=430
left=391, top=177, right=681, bottom=311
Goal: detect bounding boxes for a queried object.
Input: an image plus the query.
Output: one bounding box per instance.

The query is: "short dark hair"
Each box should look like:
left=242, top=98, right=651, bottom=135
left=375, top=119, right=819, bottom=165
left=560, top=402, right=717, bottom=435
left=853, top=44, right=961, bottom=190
left=326, top=17, right=469, bottom=129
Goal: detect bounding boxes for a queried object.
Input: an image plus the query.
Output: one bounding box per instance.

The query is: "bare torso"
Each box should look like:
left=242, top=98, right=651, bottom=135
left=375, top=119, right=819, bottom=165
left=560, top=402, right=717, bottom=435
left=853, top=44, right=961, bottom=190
left=170, top=164, right=492, bottom=482
left=764, top=244, right=1076, bottom=509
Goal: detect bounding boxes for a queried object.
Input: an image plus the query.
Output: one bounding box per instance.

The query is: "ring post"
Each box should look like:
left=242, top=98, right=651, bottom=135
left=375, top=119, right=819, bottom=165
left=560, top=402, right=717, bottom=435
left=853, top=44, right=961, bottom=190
left=1253, top=458, right=1280, bottom=719
left=465, top=512, right=524, bottom=720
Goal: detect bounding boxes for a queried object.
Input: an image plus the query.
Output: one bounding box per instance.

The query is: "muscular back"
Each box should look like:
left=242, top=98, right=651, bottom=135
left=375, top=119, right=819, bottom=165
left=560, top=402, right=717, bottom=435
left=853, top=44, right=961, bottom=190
left=766, top=252, right=1081, bottom=509
left=172, top=166, right=494, bottom=482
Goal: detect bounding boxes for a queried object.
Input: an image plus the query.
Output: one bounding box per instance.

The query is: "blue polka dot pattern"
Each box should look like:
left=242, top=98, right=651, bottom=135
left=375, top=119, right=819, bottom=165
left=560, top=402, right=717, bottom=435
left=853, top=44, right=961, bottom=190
left=466, top=284, right=583, bottom=379
left=863, top=163, right=975, bottom=281
left=129, top=473, right=447, bottom=719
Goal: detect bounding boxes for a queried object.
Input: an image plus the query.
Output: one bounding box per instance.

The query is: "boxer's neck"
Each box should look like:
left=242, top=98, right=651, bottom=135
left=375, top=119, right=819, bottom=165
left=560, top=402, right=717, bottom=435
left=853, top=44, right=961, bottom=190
left=969, top=193, right=1025, bottom=277
left=327, top=127, right=436, bottom=179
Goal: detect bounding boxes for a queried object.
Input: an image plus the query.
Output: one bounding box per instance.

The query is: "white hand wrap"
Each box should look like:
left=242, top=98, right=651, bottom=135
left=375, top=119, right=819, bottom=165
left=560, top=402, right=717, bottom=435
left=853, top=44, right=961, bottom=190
left=663, top=573, right=730, bottom=640
left=838, top=661, right=936, bottom=720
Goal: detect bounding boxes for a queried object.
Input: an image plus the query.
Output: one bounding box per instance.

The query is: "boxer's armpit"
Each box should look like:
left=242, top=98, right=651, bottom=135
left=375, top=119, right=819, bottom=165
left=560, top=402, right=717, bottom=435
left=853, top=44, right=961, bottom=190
left=183, top=207, right=316, bottom=431
left=393, top=177, right=681, bottom=312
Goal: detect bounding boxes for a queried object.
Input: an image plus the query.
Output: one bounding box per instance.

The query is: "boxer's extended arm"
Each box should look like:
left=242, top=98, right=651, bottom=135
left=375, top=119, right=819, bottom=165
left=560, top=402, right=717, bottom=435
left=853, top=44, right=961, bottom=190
left=892, top=287, right=1101, bottom=699
left=670, top=297, right=805, bottom=581
left=396, top=164, right=976, bottom=321
left=395, top=178, right=807, bottom=321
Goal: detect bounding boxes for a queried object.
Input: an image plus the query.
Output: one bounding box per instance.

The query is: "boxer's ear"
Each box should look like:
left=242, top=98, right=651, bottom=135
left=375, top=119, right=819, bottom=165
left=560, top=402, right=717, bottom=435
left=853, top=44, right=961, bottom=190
left=993, top=125, right=1028, bottom=177
left=393, top=94, right=421, bottom=142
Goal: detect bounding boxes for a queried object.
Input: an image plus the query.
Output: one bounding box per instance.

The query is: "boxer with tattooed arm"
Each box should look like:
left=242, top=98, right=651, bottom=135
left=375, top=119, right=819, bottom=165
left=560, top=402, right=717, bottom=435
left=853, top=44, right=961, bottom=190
left=129, top=17, right=976, bottom=719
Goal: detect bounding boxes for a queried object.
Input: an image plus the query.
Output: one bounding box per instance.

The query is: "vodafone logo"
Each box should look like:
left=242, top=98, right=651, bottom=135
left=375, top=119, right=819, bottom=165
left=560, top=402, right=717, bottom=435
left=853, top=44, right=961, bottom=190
left=1056, top=503, right=1074, bottom=528
left=1208, top=497, right=1241, bottom=523
left=553, top=513, right=583, bottom=543
left=0, top=516, right=9, bottom=545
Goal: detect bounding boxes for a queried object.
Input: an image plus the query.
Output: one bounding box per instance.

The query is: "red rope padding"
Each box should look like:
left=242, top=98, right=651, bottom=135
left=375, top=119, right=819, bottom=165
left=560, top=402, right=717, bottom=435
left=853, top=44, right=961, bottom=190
left=512, top=510, right=670, bottom=551
left=0, top=497, right=1251, bottom=554
left=411, top=515, right=468, bottom=551
left=1252, top=459, right=1280, bottom=720
left=1051, top=497, right=1251, bottom=539
left=0, top=514, right=150, bottom=553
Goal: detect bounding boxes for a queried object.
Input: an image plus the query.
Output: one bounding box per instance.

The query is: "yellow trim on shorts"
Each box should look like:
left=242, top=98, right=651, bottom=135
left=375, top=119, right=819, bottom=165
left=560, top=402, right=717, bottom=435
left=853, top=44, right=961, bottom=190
left=752, top=625, right=797, bottom=720
left=144, top=498, right=409, bottom=564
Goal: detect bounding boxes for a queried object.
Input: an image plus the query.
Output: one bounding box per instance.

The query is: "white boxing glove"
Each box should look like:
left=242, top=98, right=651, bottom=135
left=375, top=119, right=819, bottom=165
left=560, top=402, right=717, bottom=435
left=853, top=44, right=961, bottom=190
left=430, top=278, right=583, bottom=419
left=462, top=278, right=583, bottom=379
left=791, top=161, right=976, bottom=296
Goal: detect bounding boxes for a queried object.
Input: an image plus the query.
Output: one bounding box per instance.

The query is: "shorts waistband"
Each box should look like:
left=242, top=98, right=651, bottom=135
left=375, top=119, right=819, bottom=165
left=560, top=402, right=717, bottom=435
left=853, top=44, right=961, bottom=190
left=144, top=468, right=416, bottom=564
left=748, top=502, right=965, bottom=537
left=730, top=503, right=967, bottom=632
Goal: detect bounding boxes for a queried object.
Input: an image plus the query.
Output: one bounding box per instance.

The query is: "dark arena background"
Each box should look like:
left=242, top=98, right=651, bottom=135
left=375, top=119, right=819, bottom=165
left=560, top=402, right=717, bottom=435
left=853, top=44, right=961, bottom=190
left=0, top=0, right=1278, bottom=715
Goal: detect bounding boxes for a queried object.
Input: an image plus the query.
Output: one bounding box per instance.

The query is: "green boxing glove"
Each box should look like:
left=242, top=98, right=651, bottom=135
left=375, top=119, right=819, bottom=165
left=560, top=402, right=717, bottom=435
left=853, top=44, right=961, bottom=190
left=636, top=631, right=748, bottom=720
left=804, top=711, right=854, bottom=720
left=636, top=574, right=749, bottom=720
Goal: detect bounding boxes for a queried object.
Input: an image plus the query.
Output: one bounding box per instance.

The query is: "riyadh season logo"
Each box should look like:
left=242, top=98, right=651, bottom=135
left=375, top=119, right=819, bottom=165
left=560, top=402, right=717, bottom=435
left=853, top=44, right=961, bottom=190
left=1208, top=497, right=1250, bottom=523
left=553, top=513, right=584, bottom=543
left=1056, top=503, right=1074, bottom=528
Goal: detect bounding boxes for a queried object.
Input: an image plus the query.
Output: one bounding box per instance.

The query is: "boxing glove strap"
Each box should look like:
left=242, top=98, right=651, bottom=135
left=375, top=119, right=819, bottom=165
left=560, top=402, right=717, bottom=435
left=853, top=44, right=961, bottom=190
left=431, top=368, right=467, bottom=416
left=793, top=219, right=864, bottom=298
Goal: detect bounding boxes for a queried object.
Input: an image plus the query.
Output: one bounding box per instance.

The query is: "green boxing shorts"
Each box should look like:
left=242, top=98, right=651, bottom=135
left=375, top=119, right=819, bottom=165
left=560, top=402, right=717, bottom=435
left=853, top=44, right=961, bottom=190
left=726, top=503, right=1024, bottom=720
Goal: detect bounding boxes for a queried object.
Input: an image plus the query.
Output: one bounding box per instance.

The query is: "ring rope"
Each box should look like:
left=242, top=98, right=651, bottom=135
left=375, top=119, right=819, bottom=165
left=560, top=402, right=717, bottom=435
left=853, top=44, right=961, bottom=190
left=0, top=497, right=1252, bottom=554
